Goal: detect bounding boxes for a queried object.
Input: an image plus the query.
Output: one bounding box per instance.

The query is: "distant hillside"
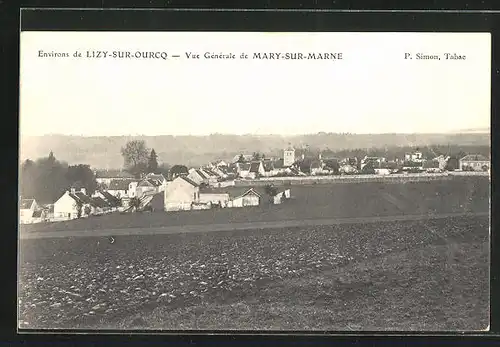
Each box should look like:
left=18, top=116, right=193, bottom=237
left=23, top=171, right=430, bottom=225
left=19, top=133, right=490, bottom=169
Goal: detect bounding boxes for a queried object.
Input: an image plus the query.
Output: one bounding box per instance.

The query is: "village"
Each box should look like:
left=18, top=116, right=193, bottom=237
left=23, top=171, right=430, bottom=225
left=19, top=145, right=490, bottom=225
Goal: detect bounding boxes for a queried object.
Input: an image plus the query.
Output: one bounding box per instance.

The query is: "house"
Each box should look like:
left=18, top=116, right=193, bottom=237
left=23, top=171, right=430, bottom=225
left=237, top=162, right=252, bottom=178
left=144, top=173, right=167, bottom=192
left=93, top=190, right=122, bottom=208
left=94, top=170, right=135, bottom=188
left=200, top=168, right=220, bottom=185
left=248, top=161, right=265, bottom=179
left=459, top=154, right=490, bottom=171
left=188, top=168, right=209, bottom=185
left=31, top=209, right=49, bottom=224
left=54, top=189, right=88, bottom=220
left=199, top=193, right=231, bottom=207
left=136, top=178, right=162, bottom=198
left=164, top=176, right=201, bottom=212
left=283, top=145, right=296, bottom=167
left=405, top=150, right=424, bottom=163
left=19, top=199, right=39, bottom=224
left=89, top=196, right=110, bottom=215
left=229, top=188, right=261, bottom=208
left=262, top=160, right=276, bottom=177
left=107, top=179, right=134, bottom=198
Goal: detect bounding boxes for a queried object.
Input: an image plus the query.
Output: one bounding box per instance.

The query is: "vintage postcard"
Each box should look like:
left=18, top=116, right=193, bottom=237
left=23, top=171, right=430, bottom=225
left=18, top=29, right=491, bottom=331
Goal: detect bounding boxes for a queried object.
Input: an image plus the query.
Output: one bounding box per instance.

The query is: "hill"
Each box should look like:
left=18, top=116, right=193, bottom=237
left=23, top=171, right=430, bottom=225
left=19, top=133, right=490, bottom=169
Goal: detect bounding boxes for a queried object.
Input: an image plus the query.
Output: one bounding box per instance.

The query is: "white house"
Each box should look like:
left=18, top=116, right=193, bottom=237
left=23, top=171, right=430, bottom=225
left=164, top=176, right=201, bottom=212
left=404, top=150, right=424, bottom=163
left=237, top=162, right=252, bottom=178
left=53, top=190, right=84, bottom=220
left=248, top=161, right=265, bottom=179
left=107, top=179, right=134, bottom=198
left=188, top=168, right=209, bottom=185
left=374, top=168, right=391, bottom=175
left=19, top=199, right=39, bottom=224
left=459, top=154, right=490, bottom=171
left=229, top=188, right=261, bottom=208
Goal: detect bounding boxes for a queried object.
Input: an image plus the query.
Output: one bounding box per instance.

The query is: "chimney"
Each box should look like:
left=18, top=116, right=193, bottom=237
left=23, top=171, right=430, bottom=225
left=70, top=188, right=76, bottom=194
left=80, top=188, right=87, bottom=195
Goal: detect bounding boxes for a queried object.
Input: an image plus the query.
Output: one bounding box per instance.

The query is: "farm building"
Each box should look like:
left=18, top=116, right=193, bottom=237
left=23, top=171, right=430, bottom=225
left=273, top=189, right=291, bottom=204
left=230, top=188, right=262, bottom=207
left=459, top=154, right=490, bottom=171
left=164, top=176, right=201, bottom=212
left=199, top=193, right=231, bottom=207
left=144, top=173, right=167, bottom=192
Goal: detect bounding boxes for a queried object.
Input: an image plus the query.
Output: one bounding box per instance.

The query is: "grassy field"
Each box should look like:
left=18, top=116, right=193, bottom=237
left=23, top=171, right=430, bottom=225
left=19, top=214, right=489, bottom=331
left=20, top=177, right=490, bottom=233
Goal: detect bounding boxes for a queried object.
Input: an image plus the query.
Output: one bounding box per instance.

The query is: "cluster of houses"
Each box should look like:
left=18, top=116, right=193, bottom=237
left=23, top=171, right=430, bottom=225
left=19, top=145, right=490, bottom=224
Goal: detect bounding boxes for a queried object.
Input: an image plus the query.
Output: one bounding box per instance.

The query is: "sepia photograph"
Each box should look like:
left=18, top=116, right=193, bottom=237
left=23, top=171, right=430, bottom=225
left=18, top=30, right=491, bottom=331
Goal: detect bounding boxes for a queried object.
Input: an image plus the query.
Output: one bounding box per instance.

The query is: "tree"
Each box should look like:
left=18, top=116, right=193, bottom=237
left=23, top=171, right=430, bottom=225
left=147, top=149, right=159, bottom=173
left=264, top=184, right=278, bottom=197
left=129, top=197, right=141, bottom=212
left=237, top=154, right=245, bottom=163
left=65, top=164, right=98, bottom=195
left=169, top=164, right=189, bottom=180
left=157, top=163, right=171, bottom=178
left=121, top=140, right=150, bottom=178
left=252, top=152, right=262, bottom=161
left=84, top=205, right=92, bottom=216
left=74, top=201, right=83, bottom=218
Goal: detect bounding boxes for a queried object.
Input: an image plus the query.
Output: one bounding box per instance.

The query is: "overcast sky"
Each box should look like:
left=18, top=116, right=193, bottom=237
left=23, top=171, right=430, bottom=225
left=20, top=32, right=491, bottom=136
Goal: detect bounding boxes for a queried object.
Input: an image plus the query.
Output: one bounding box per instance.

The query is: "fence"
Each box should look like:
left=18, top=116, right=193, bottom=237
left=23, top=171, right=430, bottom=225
left=233, top=173, right=458, bottom=187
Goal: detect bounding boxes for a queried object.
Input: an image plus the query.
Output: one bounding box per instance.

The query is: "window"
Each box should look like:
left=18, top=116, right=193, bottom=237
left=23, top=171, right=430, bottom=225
left=194, top=192, right=196, bottom=200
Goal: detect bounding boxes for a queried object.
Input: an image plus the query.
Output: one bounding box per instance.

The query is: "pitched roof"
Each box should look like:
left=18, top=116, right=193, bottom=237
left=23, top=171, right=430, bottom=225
left=202, top=168, right=218, bottom=177
left=249, top=162, right=261, bottom=173
left=99, top=191, right=121, bottom=205
left=109, top=179, right=133, bottom=190
left=238, top=163, right=251, bottom=171
left=460, top=154, right=489, bottom=162
left=32, top=210, right=43, bottom=218
left=145, top=173, right=166, bottom=182
left=91, top=196, right=109, bottom=208
left=239, top=188, right=262, bottom=198
left=179, top=176, right=199, bottom=187
left=138, top=179, right=162, bottom=187
left=195, top=169, right=208, bottom=179
left=20, top=199, right=35, bottom=209
left=74, top=192, right=92, bottom=204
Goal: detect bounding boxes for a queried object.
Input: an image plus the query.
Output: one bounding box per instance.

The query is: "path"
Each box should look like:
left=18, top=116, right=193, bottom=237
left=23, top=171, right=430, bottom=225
left=19, top=211, right=489, bottom=240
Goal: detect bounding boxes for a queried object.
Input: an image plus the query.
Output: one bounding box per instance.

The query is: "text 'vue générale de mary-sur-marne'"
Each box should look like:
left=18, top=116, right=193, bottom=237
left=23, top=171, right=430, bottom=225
left=37, top=50, right=345, bottom=61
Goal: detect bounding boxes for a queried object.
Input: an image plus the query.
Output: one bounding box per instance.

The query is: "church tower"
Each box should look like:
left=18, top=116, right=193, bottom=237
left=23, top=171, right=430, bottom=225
left=283, top=144, right=296, bottom=167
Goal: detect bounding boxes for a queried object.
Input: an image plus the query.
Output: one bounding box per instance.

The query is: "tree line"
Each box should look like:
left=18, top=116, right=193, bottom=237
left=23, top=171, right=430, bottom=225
left=20, top=151, right=98, bottom=204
